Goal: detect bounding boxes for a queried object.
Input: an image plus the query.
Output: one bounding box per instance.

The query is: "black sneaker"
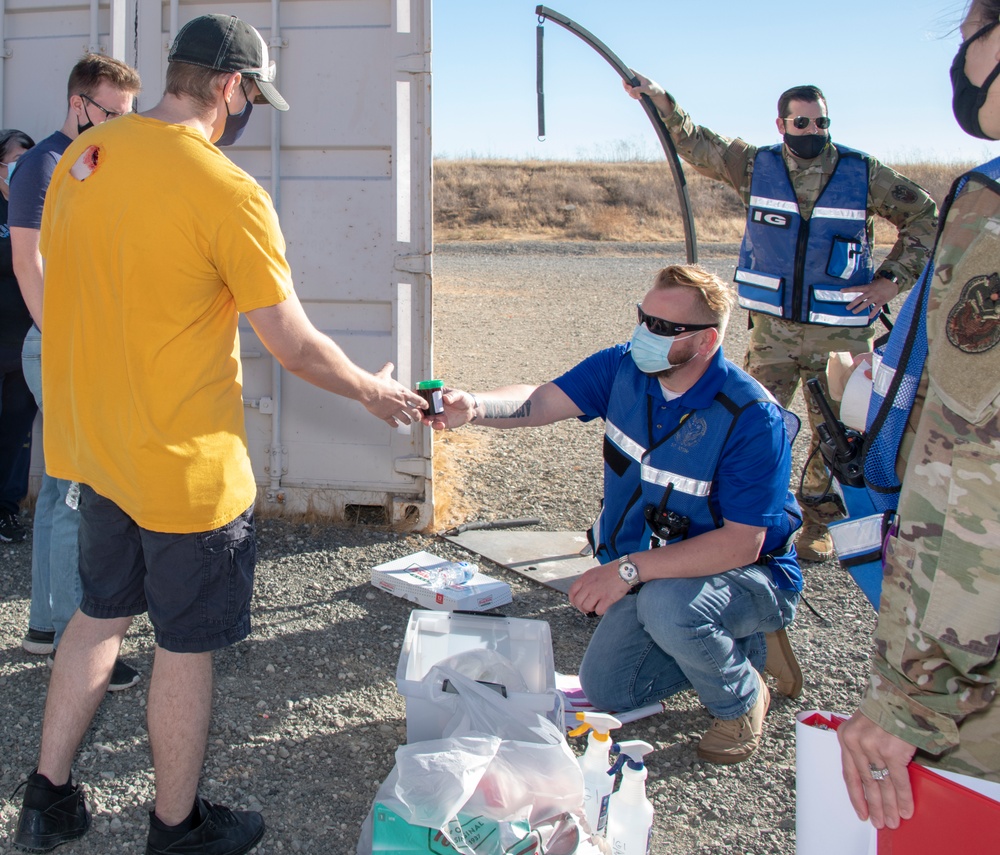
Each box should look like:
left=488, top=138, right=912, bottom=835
left=146, top=797, right=265, bottom=855
left=0, top=511, right=26, bottom=543
left=22, top=629, right=56, bottom=656
left=46, top=651, right=141, bottom=692
left=13, top=769, right=90, bottom=852
left=108, top=658, right=141, bottom=692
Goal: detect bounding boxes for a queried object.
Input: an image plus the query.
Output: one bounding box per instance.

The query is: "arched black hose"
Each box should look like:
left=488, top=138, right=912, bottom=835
left=535, top=5, right=698, bottom=263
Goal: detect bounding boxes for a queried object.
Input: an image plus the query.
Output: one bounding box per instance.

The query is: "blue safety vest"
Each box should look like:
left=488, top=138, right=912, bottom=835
left=864, top=155, right=1000, bottom=510
left=590, top=357, right=803, bottom=590
left=734, top=144, right=874, bottom=326
left=826, top=155, right=1000, bottom=609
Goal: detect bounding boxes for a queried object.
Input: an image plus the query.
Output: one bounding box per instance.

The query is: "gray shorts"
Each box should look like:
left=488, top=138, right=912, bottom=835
left=77, top=484, right=256, bottom=653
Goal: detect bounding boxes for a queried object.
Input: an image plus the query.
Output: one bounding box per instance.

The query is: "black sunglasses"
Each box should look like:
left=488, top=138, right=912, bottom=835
left=786, top=115, right=830, bottom=130
left=80, top=93, right=125, bottom=121
left=637, top=305, right=717, bottom=337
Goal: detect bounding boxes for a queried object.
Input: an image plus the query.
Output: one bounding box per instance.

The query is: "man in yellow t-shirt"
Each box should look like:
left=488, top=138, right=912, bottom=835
left=13, top=14, right=426, bottom=855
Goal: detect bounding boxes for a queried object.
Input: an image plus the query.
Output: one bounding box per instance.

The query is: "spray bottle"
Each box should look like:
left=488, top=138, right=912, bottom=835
left=567, top=711, right=622, bottom=837
left=605, top=740, right=654, bottom=855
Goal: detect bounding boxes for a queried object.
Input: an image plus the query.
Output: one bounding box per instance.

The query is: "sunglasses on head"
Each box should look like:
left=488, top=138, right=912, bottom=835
left=637, top=305, right=718, bottom=337
left=786, top=115, right=830, bottom=130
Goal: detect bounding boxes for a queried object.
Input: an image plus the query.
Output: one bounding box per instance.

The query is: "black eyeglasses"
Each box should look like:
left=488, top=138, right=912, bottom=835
left=786, top=115, right=830, bottom=130
left=79, top=93, right=126, bottom=121
left=637, top=305, right=718, bottom=337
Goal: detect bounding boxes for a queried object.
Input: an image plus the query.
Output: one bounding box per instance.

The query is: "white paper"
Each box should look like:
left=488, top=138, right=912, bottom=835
left=795, top=710, right=877, bottom=855
left=839, top=357, right=874, bottom=431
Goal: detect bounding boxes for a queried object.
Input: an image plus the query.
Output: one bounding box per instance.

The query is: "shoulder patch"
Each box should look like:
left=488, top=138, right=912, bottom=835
left=946, top=272, right=1000, bottom=353
left=891, top=184, right=917, bottom=204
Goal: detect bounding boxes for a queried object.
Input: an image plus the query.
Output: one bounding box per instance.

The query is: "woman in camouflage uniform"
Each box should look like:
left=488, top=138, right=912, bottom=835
left=838, top=0, right=1000, bottom=830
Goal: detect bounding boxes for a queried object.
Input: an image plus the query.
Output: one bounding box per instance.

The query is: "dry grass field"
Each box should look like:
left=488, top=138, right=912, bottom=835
left=434, top=158, right=972, bottom=244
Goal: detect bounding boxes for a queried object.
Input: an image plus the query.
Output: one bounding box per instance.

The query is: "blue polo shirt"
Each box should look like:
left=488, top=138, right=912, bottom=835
left=554, top=344, right=802, bottom=590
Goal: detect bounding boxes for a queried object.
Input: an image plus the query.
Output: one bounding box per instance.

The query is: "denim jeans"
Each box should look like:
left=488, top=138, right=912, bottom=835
left=22, top=326, right=82, bottom=646
left=578, top=563, right=799, bottom=720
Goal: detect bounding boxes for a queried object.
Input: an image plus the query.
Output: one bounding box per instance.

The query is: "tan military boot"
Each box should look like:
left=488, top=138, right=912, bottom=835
left=697, top=671, right=770, bottom=765
left=796, top=522, right=833, bottom=562
left=765, top=628, right=803, bottom=698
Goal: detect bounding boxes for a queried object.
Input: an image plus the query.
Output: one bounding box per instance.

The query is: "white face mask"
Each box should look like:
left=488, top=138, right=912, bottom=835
left=629, top=324, right=699, bottom=374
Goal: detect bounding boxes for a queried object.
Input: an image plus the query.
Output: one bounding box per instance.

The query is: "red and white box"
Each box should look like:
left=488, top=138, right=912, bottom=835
left=370, top=550, right=512, bottom=612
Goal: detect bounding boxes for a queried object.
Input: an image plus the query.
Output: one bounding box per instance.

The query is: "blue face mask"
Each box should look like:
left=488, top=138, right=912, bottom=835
left=216, top=93, right=253, bottom=148
left=629, top=324, right=699, bottom=374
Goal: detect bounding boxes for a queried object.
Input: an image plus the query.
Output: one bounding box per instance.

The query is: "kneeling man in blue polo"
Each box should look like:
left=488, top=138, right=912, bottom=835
left=424, top=264, right=804, bottom=764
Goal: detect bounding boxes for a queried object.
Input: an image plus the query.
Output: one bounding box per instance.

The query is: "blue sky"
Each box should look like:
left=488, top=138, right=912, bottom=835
left=432, top=0, right=993, bottom=164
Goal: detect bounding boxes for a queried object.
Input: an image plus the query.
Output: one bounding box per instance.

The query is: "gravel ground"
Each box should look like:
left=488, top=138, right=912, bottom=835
left=0, top=240, right=878, bottom=855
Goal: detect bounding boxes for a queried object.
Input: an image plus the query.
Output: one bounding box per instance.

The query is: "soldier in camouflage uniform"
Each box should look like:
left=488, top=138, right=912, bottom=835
left=836, top=0, right=1000, bottom=830
left=624, top=75, right=938, bottom=562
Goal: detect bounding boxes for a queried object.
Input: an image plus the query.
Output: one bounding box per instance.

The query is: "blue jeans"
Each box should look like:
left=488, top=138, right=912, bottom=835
left=22, top=326, right=82, bottom=646
left=578, top=564, right=799, bottom=720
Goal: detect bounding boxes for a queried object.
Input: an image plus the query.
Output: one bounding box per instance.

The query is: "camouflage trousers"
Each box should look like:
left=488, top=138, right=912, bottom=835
left=743, top=313, right=875, bottom=524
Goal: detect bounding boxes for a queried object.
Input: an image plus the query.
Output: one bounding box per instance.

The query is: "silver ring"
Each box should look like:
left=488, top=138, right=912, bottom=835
left=869, top=764, right=890, bottom=781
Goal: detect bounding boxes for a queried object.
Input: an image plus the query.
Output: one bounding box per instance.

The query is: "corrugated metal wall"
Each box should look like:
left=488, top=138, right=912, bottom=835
left=5, top=0, right=433, bottom=528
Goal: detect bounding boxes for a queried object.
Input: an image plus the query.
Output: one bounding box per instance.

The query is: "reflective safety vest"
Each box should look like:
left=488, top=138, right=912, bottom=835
left=590, top=357, right=803, bottom=590
left=864, top=154, right=1000, bottom=511
left=826, top=154, right=1000, bottom=609
left=734, top=144, right=874, bottom=326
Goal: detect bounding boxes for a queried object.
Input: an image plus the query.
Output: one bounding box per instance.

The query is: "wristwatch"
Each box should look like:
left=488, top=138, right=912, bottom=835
left=877, top=270, right=900, bottom=287
left=617, top=554, right=641, bottom=588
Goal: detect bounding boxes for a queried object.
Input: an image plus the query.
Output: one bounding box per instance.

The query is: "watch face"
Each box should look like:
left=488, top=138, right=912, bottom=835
left=618, top=561, right=639, bottom=583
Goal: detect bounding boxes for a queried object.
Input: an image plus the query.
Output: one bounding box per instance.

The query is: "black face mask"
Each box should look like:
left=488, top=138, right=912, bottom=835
left=783, top=132, right=828, bottom=160
left=216, top=90, right=254, bottom=148
left=951, top=21, right=1000, bottom=140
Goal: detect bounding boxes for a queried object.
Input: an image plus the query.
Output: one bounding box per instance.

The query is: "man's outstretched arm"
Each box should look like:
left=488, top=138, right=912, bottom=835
left=423, top=382, right=584, bottom=431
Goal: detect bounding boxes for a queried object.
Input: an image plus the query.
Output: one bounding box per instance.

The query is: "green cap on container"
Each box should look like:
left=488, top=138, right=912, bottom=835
left=416, top=379, right=444, bottom=390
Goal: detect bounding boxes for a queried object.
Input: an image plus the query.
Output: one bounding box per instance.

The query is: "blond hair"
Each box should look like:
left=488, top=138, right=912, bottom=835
left=652, top=265, right=735, bottom=333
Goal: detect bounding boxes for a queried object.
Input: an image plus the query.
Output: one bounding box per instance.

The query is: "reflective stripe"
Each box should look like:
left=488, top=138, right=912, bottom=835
left=605, top=421, right=713, bottom=497
left=734, top=269, right=782, bottom=290
left=872, top=362, right=896, bottom=397
left=641, top=464, right=712, bottom=497
left=812, top=206, right=866, bottom=221
left=606, top=421, right=646, bottom=460
left=749, top=195, right=799, bottom=214
left=813, top=289, right=860, bottom=303
left=809, top=310, right=870, bottom=326
left=739, top=295, right=783, bottom=315
left=828, top=513, right=884, bottom=559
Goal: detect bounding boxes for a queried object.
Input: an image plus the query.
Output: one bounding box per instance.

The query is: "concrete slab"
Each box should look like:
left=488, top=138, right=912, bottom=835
left=445, top=530, right=594, bottom=594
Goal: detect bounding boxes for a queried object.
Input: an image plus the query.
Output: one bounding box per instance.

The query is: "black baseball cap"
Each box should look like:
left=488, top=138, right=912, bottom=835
left=168, top=14, right=289, bottom=111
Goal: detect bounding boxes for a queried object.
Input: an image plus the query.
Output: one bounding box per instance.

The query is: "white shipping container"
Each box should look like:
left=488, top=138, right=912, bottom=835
left=6, top=0, right=434, bottom=528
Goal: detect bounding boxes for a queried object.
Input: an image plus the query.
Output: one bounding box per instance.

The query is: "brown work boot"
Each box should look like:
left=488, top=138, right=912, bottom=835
left=765, top=628, right=803, bottom=698
left=796, top=523, right=833, bottom=562
left=697, top=671, right=770, bottom=765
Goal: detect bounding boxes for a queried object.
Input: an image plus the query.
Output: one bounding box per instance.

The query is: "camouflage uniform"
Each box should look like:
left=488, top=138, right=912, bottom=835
left=656, top=97, right=938, bottom=522
left=859, top=173, right=1000, bottom=779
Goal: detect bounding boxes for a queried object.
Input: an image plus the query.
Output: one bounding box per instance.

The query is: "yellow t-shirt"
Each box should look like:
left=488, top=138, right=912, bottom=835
left=40, top=114, right=293, bottom=533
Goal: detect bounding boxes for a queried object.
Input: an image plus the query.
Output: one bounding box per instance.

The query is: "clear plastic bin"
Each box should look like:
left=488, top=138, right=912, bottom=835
left=395, top=609, right=558, bottom=743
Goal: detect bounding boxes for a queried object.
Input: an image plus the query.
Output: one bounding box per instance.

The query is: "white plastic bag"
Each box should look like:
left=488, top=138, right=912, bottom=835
left=358, top=667, right=596, bottom=854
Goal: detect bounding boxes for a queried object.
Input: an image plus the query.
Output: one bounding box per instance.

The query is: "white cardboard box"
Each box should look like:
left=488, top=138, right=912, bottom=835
left=370, top=550, right=512, bottom=612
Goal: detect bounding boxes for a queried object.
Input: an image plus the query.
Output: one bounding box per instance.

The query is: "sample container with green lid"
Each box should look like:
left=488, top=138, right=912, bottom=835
left=416, top=379, right=445, bottom=415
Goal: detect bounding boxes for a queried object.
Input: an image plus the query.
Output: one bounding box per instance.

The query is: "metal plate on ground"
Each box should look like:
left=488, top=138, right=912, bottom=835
left=444, top=530, right=594, bottom=594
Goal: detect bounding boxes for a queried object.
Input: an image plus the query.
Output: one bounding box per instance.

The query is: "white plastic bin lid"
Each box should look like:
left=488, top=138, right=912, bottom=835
left=396, top=609, right=555, bottom=695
